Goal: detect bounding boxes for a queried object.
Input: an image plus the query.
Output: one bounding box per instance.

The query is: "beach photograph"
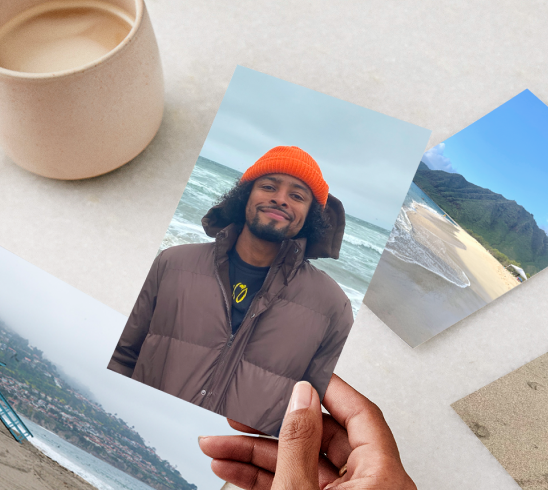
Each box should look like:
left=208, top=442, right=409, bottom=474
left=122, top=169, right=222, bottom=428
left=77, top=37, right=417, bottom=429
left=0, top=417, right=97, bottom=490
left=0, top=245, right=239, bottom=490
left=364, top=89, right=548, bottom=347
left=160, top=65, right=431, bottom=315
left=452, top=351, right=548, bottom=490
left=106, top=64, right=431, bottom=436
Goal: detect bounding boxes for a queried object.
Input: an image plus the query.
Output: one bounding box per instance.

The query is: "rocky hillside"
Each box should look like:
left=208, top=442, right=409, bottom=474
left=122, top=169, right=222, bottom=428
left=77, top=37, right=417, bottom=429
left=413, top=162, right=548, bottom=276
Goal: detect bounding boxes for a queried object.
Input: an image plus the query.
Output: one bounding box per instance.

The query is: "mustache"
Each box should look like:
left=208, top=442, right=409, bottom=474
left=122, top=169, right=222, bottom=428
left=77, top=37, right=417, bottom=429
left=257, top=205, right=293, bottom=221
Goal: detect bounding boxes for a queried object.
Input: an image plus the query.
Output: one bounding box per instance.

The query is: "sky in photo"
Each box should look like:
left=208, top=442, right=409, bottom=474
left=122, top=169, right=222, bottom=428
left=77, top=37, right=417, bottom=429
left=0, top=246, right=237, bottom=490
left=200, top=66, right=431, bottom=231
left=421, top=89, right=548, bottom=232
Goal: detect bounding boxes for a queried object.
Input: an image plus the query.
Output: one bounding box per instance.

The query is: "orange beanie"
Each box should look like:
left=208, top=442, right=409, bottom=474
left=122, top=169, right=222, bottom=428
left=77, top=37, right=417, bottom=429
left=241, top=146, right=329, bottom=206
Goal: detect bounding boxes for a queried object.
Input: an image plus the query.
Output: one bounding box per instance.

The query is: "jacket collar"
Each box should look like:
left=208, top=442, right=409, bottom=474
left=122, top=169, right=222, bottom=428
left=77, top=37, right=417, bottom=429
left=213, top=223, right=307, bottom=281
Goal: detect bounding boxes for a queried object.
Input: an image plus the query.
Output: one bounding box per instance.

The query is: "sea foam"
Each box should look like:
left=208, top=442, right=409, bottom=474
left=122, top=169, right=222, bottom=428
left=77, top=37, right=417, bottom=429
left=337, top=283, right=365, bottom=317
left=386, top=204, right=470, bottom=288
left=28, top=437, right=113, bottom=489
left=343, top=233, right=385, bottom=255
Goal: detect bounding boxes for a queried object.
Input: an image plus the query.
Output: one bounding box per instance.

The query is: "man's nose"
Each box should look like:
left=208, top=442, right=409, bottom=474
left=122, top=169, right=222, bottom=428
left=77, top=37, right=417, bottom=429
left=270, top=190, right=289, bottom=207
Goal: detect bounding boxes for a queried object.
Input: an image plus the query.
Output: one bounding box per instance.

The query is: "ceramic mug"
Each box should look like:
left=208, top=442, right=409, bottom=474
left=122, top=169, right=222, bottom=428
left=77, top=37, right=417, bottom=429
left=0, top=0, right=164, bottom=180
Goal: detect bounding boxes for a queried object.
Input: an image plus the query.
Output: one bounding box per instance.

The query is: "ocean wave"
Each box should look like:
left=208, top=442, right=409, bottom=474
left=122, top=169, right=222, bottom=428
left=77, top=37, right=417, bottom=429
left=396, top=205, right=414, bottom=234
left=385, top=208, right=470, bottom=288
left=168, top=219, right=206, bottom=235
left=187, top=179, right=230, bottom=200
left=408, top=199, right=460, bottom=227
left=336, top=283, right=364, bottom=317
left=343, top=233, right=385, bottom=255
left=28, top=437, right=113, bottom=490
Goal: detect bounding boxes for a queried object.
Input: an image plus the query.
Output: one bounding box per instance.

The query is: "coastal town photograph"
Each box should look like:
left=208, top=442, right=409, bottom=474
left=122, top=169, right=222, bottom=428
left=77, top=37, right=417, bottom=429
left=0, top=322, right=194, bottom=490
left=0, top=245, right=237, bottom=490
left=364, top=89, right=548, bottom=347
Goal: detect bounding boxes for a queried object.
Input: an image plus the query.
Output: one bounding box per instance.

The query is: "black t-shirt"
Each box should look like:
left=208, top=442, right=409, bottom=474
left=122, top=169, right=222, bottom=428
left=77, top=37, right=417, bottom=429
left=228, top=249, right=270, bottom=335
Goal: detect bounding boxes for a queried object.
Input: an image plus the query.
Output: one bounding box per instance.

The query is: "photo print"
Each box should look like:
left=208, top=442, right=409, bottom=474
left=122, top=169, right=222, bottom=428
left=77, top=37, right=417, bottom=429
left=0, top=245, right=236, bottom=490
left=108, top=66, right=431, bottom=435
left=364, top=89, right=548, bottom=347
left=452, top=352, right=548, bottom=490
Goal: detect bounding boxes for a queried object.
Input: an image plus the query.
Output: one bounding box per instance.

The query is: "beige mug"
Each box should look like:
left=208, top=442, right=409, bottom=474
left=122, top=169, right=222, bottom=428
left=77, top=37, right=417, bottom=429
left=0, top=0, right=164, bottom=180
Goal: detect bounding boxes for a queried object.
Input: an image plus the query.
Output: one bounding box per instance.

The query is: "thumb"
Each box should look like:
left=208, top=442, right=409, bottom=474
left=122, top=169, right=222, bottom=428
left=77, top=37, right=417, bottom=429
left=272, top=381, right=322, bottom=490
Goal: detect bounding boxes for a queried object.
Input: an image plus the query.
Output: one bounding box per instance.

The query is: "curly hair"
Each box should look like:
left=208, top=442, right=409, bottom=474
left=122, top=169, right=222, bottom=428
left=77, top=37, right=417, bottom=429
left=215, top=180, right=331, bottom=243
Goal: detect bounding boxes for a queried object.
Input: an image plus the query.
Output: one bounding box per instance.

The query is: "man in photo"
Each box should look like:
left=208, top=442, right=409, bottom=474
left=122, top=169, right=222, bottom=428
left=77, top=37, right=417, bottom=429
left=108, top=146, right=353, bottom=435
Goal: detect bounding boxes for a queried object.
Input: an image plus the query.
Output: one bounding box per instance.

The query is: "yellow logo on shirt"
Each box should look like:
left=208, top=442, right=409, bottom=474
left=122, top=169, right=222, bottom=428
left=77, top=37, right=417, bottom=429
left=232, top=283, right=248, bottom=303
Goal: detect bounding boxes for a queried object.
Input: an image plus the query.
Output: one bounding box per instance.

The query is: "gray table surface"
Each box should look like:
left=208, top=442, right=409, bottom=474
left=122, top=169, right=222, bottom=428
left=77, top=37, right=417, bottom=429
left=1, top=1, right=547, bottom=489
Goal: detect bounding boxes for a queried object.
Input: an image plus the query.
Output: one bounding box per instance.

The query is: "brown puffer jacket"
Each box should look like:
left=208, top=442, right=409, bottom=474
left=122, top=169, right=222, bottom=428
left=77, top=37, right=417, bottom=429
left=107, top=195, right=354, bottom=435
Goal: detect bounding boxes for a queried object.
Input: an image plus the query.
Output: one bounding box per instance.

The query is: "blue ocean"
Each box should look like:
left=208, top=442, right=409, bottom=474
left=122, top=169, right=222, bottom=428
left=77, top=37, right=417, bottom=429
left=23, top=418, right=157, bottom=490
left=160, top=156, right=391, bottom=315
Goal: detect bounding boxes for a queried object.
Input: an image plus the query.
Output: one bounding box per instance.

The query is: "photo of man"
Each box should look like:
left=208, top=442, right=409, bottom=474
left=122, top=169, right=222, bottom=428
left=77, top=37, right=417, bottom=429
left=108, top=146, right=352, bottom=435
left=106, top=66, right=431, bottom=435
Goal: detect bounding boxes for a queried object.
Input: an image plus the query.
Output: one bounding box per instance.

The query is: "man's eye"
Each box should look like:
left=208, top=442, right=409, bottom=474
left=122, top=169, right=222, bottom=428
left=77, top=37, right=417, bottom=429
left=292, top=194, right=304, bottom=201
left=262, top=185, right=274, bottom=190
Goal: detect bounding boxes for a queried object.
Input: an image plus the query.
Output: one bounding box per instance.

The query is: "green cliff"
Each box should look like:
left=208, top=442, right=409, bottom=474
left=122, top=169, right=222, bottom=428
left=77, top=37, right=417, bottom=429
left=413, top=162, right=548, bottom=276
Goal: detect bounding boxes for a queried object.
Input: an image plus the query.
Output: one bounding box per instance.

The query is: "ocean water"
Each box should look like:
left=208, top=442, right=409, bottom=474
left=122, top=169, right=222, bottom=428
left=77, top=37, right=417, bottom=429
left=385, top=182, right=470, bottom=288
left=161, top=156, right=391, bottom=316
left=23, top=418, right=157, bottom=490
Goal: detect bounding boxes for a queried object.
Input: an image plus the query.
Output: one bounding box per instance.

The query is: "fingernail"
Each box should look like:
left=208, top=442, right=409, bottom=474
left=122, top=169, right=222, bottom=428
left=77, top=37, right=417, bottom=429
left=290, top=381, right=312, bottom=412
left=198, top=436, right=209, bottom=445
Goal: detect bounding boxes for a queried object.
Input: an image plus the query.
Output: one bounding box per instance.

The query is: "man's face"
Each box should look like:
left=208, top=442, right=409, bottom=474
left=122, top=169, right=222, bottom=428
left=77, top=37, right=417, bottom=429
left=245, top=173, right=314, bottom=242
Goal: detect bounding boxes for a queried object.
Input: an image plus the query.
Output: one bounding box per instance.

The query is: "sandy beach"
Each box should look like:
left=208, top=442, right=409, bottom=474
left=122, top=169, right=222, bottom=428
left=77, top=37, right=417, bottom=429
left=452, top=352, right=548, bottom=490
left=364, top=204, right=520, bottom=347
left=0, top=422, right=96, bottom=490
left=408, top=205, right=518, bottom=302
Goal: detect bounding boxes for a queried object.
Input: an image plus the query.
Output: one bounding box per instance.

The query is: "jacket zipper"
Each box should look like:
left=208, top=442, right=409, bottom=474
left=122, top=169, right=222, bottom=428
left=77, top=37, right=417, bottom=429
left=199, top=256, right=235, bottom=407
left=211, top=257, right=284, bottom=409
left=203, top=241, right=290, bottom=410
left=214, top=256, right=233, bottom=334
left=202, top=261, right=261, bottom=405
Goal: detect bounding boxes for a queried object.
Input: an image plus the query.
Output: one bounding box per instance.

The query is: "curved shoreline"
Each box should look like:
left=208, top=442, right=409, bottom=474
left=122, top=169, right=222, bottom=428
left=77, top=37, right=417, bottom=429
left=0, top=422, right=97, bottom=490
left=365, top=204, right=520, bottom=347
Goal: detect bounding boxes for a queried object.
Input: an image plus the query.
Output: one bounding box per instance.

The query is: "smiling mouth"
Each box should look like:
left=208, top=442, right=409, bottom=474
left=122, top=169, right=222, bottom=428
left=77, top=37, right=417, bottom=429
left=259, top=207, right=291, bottom=221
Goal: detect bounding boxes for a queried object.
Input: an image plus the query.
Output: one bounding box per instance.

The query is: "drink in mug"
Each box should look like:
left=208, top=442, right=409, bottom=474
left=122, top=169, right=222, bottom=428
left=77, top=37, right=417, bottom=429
left=0, top=0, right=164, bottom=180
left=0, top=1, right=134, bottom=74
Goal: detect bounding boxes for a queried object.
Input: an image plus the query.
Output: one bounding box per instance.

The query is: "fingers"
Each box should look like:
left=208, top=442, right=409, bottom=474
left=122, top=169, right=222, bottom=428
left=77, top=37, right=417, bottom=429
left=317, top=454, right=342, bottom=489
left=320, top=413, right=353, bottom=469
left=272, top=381, right=323, bottom=489
left=205, top=376, right=410, bottom=489
left=321, top=375, right=417, bottom=488
left=206, top=376, right=411, bottom=490
left=210, top=460, right=274, bottom=490
left=322, top=374, right=400, bottom=459
left=199, top=435, right=278, bottom=473
left=200, top=436, right=277, bottom=490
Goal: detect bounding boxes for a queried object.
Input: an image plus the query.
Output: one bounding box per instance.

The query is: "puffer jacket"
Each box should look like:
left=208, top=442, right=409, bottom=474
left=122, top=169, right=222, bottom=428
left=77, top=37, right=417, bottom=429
left=107, top=194, right=354, bottom=435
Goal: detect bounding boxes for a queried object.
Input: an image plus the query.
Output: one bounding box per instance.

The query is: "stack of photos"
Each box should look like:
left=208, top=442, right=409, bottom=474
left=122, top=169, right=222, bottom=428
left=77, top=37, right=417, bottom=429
left=364, top=89, right=548, bottom=347
left=107, top=66, right=431, bottom=436
left=452, top=352, right=548, bottom=490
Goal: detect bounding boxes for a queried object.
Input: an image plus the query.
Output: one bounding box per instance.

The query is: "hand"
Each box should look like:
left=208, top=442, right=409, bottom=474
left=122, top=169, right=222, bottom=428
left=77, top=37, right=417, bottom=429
left=199, top=374, right=417, bottom=489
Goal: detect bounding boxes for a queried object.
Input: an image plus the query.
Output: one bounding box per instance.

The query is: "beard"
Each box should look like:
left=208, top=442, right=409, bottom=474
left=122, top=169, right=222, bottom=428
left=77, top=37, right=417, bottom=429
left=247, top=214, right=291, bottom=242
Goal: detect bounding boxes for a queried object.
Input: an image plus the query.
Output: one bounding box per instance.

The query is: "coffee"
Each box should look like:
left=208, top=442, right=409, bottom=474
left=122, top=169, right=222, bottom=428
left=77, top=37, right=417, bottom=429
left=0, top=1, right=133, bottom=74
